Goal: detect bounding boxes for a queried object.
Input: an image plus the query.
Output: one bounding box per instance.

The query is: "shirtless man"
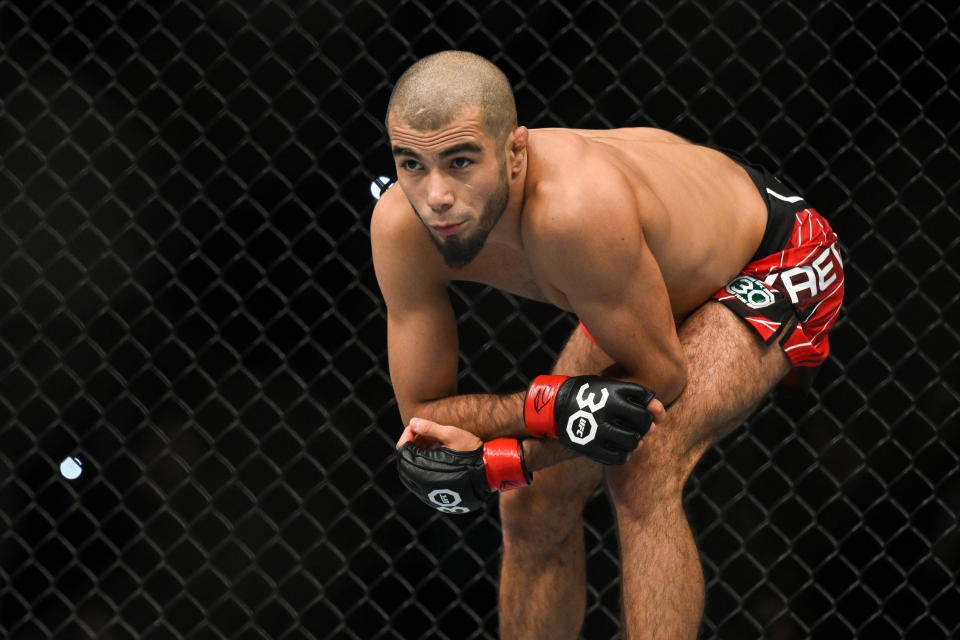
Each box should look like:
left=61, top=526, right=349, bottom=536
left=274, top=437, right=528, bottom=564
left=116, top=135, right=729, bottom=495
left=372, top=51, right=844, bottom=639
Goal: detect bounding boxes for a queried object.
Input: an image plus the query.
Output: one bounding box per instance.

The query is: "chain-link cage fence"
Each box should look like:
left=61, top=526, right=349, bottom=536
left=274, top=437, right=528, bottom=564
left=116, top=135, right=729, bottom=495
left=1, top=0, right=957, bottom=638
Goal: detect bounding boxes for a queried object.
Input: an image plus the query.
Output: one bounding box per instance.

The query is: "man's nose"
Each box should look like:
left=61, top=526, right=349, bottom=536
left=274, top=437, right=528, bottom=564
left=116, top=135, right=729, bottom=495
left=426, top=170, right=455, bottom=211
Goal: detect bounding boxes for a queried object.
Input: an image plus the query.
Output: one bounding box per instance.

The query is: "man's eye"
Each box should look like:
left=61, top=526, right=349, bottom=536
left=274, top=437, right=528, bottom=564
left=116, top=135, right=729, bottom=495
left=451, top=158, right=472, bottom=169
left=402, top=160, right=421, bottom=171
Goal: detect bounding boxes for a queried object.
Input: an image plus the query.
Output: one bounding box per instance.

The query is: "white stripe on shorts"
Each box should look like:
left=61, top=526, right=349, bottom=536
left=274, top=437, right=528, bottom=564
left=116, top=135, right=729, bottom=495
left=767, top=188, right=804, bottom=203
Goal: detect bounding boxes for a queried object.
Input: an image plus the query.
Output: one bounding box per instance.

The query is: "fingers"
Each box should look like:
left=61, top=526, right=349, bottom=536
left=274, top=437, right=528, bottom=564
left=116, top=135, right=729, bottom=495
left=603, top=424, right=644, bottom=451
left=627, top=391, right=666, bottom=424
left=395, top=424, right=416, bottom=450
left=396, top=420, right=442, bottom=451
left=648, top=398, right=667, bottom=424
left=409, top=417, right=455, bottom=440
left=397, top=417, right=484, bottom=452
left=410, top=417, right=483, bottom=451
left=623, top=388, right=667, bottom=425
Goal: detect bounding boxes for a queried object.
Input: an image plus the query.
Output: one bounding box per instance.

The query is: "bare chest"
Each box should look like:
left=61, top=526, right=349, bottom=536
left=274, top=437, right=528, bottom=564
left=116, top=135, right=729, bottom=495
left=454, top=245, right=572, bottom=310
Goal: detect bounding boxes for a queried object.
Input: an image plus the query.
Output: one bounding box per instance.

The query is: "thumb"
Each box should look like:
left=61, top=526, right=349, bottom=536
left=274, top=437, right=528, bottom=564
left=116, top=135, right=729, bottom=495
left=647, top=399, right=666, bottom=425
left=410, top=417, right=466, bottom=446
left=395, top=423, right=416, bottom=450
left=410, top=417, right=447, bottom=438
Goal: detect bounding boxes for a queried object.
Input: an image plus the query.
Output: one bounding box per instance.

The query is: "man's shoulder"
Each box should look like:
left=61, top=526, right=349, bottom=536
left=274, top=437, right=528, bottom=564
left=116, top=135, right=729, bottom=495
left=370, top=182, right=447, bottom=285
left=371, top=182, right=413, bottom=242
left=530, top=125, right=690, bottom=147
left=371, top=183, right=436, bottom=254
left=523, top=151, right=643, bottom=243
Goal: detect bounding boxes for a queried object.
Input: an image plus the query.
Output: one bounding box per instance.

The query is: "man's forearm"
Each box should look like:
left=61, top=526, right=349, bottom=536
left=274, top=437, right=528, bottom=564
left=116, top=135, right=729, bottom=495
left=411, top=324, right=619, bottom=449
left=417, top=395, right=578, bottom=471
left=522, top=438, right=577, bottom=472
left=415, top=391, right=527, bottom=441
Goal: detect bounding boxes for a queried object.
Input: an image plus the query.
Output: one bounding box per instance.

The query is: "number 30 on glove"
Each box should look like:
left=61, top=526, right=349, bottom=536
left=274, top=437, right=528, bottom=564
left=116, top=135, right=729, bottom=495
left=396, top=438, right=532, bottom=514
left=524, top=375, right=656, bottom=465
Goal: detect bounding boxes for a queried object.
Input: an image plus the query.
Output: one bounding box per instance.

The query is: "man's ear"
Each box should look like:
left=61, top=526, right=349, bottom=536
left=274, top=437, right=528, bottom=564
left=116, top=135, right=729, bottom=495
left=508, top=126, right=528, bottom=178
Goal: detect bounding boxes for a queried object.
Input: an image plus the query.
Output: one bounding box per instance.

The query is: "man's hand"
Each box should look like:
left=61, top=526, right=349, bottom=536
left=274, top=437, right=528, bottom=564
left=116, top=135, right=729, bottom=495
left=396, top=417, right=483, bottom=452
left=525, top=375, right=665, bottom=465
left=395, top=419, right=532, bottom=514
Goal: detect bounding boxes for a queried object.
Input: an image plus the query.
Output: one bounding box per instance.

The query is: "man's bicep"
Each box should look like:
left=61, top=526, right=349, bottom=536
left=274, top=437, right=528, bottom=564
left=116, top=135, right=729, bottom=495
left=386, top=294, right=459, bottom=425
left=561, top=230, right=687, bottom=402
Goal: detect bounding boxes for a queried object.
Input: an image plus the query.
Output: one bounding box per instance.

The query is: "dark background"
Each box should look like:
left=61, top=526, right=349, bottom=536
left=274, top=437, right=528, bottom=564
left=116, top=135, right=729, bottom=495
left=1, top=0, right=957, bottom=638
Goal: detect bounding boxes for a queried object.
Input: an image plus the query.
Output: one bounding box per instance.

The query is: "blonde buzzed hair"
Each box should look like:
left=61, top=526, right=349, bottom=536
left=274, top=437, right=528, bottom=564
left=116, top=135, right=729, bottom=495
left=386, top=51, right=518, bottom=148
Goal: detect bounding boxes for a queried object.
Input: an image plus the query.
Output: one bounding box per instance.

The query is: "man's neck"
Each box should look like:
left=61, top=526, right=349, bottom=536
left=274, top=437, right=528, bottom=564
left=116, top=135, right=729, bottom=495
left=486, top=156, right=529, bottom=254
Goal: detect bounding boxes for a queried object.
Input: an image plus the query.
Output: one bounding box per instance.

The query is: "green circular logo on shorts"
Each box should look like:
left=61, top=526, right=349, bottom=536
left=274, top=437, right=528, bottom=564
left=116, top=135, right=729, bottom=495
left=725, top=276, right=776, bottom=309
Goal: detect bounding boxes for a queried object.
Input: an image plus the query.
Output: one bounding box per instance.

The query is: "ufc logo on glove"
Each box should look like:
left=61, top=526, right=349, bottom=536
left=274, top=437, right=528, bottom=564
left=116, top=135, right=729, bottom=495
left=566, top=383, right=610, bottom=445
left=524, top=375, right=655, bottom=465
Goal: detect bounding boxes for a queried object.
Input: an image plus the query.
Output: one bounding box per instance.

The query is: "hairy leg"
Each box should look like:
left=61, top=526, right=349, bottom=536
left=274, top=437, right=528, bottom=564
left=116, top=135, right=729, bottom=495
left=498, top=328, right=612, bottom=640
left=605, top=302, right=791, bottom=640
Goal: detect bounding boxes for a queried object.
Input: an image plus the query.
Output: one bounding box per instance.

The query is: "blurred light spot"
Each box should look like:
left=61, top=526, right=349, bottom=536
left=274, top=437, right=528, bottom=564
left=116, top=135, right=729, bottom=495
left=60, top=456, right=83, bottom=480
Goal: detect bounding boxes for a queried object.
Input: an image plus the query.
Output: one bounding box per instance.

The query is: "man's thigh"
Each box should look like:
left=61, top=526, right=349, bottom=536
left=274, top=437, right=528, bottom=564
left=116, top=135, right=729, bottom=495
left=676, top=299, right=792, bottom=450
left=607, top=300, right=791, bottom=491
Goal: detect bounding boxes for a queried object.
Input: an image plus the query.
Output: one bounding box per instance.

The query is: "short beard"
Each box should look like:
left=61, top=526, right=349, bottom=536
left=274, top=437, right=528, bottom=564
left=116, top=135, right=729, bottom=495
left=418, top=162, right=510, bottom=270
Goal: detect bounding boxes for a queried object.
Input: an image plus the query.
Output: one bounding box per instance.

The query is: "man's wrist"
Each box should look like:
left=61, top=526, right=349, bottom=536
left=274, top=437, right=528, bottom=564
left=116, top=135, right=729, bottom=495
left=521, top=438, right=579, bottom=472
left=483, top=438, right=532, bottom=491
left=524, top=374, right=568, bottom=438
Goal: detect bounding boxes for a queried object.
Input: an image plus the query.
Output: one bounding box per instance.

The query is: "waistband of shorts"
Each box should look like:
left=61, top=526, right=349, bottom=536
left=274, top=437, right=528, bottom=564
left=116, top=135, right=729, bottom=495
left=718, top=147, right=802, bottom=263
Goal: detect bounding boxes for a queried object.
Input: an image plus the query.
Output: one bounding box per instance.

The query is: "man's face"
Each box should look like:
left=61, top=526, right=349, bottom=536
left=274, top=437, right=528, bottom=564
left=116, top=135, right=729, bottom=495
left=388, top=109, right=510, bottom=269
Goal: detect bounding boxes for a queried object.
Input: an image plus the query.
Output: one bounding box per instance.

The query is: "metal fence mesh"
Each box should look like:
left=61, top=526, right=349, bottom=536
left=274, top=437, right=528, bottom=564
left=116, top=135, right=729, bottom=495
left=1, top=0, right=958, bottom=638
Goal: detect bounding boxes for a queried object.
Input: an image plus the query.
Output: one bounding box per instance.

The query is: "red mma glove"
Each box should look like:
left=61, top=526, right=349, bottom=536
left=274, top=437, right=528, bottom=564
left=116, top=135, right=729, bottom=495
left=524, top=375, right=655, bottom=465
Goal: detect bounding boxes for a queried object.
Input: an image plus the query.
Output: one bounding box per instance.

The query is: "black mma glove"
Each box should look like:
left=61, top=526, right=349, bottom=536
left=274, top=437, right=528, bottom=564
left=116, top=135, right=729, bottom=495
left=524, top=375, right=656, bottom=465
left=397, top=438, right=532, bottom=514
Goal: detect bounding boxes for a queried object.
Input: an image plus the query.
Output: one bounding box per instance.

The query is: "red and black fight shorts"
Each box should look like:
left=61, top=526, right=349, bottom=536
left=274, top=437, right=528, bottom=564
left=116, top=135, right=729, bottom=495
left=710, top=163, right=844, bottom=389
left=577, top=162, right=844, bottom=390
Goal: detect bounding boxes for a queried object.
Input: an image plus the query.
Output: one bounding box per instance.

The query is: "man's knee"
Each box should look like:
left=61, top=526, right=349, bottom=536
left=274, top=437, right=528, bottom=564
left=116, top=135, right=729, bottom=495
left=605, top=439, right=689, bottom=521
left=499, top=493, right=582, bottom=550
left=499, top=460, right=601, bottom=548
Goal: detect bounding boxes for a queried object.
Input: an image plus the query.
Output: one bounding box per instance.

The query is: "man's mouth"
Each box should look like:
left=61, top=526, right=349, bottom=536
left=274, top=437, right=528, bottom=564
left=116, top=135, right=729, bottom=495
left=432, top=221, right=467, bottom=236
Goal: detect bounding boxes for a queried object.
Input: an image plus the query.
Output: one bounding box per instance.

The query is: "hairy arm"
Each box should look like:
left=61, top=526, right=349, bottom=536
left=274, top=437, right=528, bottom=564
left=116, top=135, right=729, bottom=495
left=415, top=392, right=526, bottom=440
left=395, top=325, right=639, bottom=472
